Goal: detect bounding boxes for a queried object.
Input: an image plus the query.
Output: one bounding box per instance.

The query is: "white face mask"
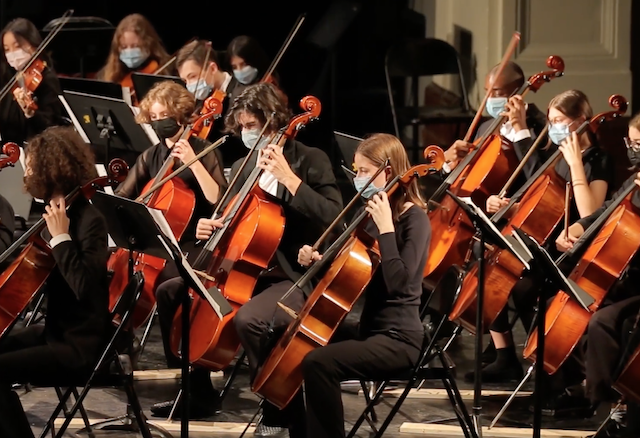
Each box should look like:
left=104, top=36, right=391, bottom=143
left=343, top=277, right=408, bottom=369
left=241, top=128, right=269, bottom=150
left=6, top=48, right=31, bottom=71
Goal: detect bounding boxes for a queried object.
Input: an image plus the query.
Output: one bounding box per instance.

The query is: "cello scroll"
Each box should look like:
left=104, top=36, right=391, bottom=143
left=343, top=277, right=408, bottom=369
left=0, top=142, right=20, bottom=170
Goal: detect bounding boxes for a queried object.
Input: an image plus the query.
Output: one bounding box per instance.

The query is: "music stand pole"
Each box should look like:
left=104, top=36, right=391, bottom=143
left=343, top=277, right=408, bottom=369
left=179, top=273, right=191, bottom=437
left=472, top=222, right=484, bottom=437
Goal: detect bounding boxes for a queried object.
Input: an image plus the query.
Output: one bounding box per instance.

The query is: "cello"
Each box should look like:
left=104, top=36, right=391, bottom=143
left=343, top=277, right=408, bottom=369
left=252, top=152, right=445, bottom=409
left=0, top=142, right=20, bottom=170
left=0, top=159, right=128, bottom=340
left=169, top=96, right=321, bottom=370
left=107, top=95, right=224, bottom=329
left=449, top=95, right=628, bottom=333
left=423, top=56, right=565, bottom=287
left=523, top=142, right=640, bottom=375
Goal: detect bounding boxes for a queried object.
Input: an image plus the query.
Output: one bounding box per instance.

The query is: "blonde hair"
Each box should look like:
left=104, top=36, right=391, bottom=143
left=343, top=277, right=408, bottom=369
left=355, top=133, right=426, bottom=219
left=99, top=14, right=170, bottom=83
left=135, top=81, right=195, bottom=125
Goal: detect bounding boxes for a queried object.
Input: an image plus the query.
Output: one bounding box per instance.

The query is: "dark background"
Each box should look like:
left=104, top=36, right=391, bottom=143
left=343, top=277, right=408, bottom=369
left=0, top=0, right=428, bottom=164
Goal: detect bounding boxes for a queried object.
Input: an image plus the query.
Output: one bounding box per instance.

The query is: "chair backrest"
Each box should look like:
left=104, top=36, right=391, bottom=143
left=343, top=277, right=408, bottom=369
left=425, top=265, right=465, bottom=316
left=386, top=38, right=462, bottom=78
left=112, top=271, right=145, bottom=332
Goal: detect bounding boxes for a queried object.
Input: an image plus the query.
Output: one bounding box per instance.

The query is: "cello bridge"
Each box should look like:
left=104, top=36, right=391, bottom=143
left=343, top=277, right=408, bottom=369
left=428, top=200, right=450, bottom=212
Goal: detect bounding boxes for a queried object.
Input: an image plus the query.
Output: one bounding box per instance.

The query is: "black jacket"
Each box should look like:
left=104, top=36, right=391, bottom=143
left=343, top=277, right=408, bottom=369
left=0, top=66, right=66, bottom=145
left=225, top=139, right=343, bottom=286
left=45, top=198, right=111, bottom=369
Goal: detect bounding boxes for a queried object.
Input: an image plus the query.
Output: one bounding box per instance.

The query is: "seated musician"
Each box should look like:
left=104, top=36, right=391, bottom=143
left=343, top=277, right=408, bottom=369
left=555, top=114, right=640, bottom=433
left=296, top=133, right=430, bottom=438
left=97, top=14, right=170, bottom=86
left=442, top=61, right=547, bottom=179
left=227, top=35, right=273, bottom=86
left=0, top=18, right=66, bottom=145
left=470, top=90, right=614, bottom=392
left=114, top=80, right=228, bottom=281
left=150, top=82, right=342, bottom=429
left=175, top=39, right=247, bottom=166
left=0, top=126, right=110, bottom=438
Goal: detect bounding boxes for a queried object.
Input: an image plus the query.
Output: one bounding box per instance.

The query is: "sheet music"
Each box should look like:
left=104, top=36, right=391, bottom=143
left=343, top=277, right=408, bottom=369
left=459, top=196, right=532, bottom=270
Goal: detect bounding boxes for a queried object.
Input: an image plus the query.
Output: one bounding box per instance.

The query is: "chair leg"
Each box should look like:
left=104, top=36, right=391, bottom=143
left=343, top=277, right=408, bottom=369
left=122, top=379, right=154, bottom=438
left=440, top=370, right=478, bottom=438
left=69, top=387, right=95, bottom=438
left=240, top=399, right=263, bottom=438
left=372, top=377, right=417, bottom=438
left=38, top=387, right=74, bottom=438
left=219, top=351, right=246, bottom=405
left=359, top=381, right=378, bottom=423
left=137, top=304, right=157, bottom=357
left=346, top=381, right=388, bottom=438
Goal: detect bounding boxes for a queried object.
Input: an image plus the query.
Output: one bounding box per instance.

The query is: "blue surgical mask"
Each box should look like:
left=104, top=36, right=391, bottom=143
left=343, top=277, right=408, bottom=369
left=234, top=65, right=259, bottom=85
left=548, top=123, right=571, bottom=145
left=485, top=97, right=508, bottom=119
left=242, top=128, right=269, bottom=150
left=353, top=176, right=383, bottom=199
left=187, top=79, right=212, bottom=100
left=119, top=47, right=148, bottom=69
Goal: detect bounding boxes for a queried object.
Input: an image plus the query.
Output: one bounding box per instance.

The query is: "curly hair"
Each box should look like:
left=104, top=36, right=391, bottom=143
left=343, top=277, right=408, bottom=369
left=135, top=80, right=195, bottom=125
left=356, top=133, right=426, bottom=219
left=224, top=82, right=291, bottom=136
left=24, top=126, right=98, bottom=200
left=99, top=13, right=170, bottom=83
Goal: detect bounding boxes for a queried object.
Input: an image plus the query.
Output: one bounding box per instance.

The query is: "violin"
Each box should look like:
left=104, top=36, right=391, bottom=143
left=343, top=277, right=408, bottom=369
left=0, top=142, right=20, bottom=170
left=252, top=153, right=446, bottom=409
left=0, top=159, right=128, bottom=342
left=449, top=95, right=627, bottom=334
left=107, top=105, right=221, bottom=329
left=169, top=96, right=320, bottom=370
left=423, top=55, right=565, bottom=288
left=0, top=10, right=73, bottom=113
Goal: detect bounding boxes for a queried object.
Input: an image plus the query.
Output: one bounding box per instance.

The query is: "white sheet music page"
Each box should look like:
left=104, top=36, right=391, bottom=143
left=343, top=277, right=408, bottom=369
left=145, top=206, right=226, bottom=319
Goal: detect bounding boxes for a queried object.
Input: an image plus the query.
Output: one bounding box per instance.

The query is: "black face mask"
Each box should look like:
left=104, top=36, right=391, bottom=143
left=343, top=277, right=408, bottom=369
left=151, top=117, right=181, bottom=139
left=628, top=147, right=640, bottom=168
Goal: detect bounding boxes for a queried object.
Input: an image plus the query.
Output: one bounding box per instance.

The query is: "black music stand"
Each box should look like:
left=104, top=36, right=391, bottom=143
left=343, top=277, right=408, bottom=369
left=59, top=77, right=124, bottom=99
left=131, top=72, right=186, bottom=102
left=90, top=191, right=232, bottom=438
left=510, top=227, right=594, bottom=438
left=60, top=90, right=155, bottom=166
left=445, top=190, right=534, bottom=437
left=334, top=130, right=361, bottom=181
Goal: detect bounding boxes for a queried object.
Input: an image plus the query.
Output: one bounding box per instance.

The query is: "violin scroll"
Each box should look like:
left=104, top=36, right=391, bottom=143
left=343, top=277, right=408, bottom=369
left=528, top=55, right=565, bottom=92
left=0, top=142, right=20, bottom=170
left=107, top=158, right=129, bottom=183
left=587, top=94, right=629, bottom=133
left=423, top=145, right=446, bottom=170
left=398, top=150, right=446, bottom=185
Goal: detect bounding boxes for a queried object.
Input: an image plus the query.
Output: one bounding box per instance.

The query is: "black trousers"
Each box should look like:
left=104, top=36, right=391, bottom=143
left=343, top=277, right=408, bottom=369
left=233, top=280, right=307, bottom=435
left=0, top=325, right=80, bottom=438
left=586, top=295, right=640, bottom=404
left=302, top=334, right=420, bottom=438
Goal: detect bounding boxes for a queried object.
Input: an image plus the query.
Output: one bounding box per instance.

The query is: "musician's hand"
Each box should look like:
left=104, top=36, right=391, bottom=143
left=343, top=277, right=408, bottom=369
left=634, top=171, right=640, bottom=188
left=171, top=139, right=196, bottom=164
left=444, top=140, right=472, bottom=165
left=43, top=196, right=69, bottom=238
left=555, top=223, right=584, bottom=252
left=366, top=191, right=394, bottom=234
left=486, top=195, right=510, bottom=214
left=298, top=244, right=322, bottom=267
left=13, top=87, right=34, bottom=118
left=558, top=131, right=583, bottom=168
left=501, top=95, right=527, bottom=132
left=196, top=218, right=224, bottom=240
left=258, top=144, right=302, bottom=194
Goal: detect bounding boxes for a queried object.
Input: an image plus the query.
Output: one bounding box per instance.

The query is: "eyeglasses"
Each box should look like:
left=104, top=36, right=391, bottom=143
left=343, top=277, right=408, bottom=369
left=624, top=137, right=640, bottom=151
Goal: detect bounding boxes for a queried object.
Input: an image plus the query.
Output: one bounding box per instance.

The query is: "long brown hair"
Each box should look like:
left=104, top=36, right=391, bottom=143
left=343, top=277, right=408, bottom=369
left=135, top=81, right=195, bottom=125
left=355, top=133, right=425, bottom=220
left=99, top=14, right=169, bottom=83
left=24, top=126, right=97, bottom=200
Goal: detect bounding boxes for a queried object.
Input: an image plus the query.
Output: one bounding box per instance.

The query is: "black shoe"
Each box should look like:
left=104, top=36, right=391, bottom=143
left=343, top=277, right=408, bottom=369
left=151, top=394, right=221, bottom=419
left=529, top=391, right=595, bottom=418
left=253, top=421, right=288, bottom=437
left=482, top=341, right=496, bottom=365
left=464, top=360, right=523, bottom=383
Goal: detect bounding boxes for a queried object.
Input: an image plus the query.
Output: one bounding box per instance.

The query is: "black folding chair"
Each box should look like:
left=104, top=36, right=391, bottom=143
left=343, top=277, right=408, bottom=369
left=347, top=266, right=478, bottom=438
left=36, top=271, right=171, bottom=438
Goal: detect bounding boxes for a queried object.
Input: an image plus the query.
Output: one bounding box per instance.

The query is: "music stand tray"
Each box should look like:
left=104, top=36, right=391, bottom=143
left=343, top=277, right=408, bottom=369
left=61, top=91, right=158, bottom=164
left=131, top=73, right=186, bottom=102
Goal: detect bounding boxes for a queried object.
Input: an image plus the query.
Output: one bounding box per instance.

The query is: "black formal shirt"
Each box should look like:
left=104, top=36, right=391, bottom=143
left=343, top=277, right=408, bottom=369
left=226, top=139, right=343, bottom=287
left=359, top=205, right=431, bottom=350
left=0, top=66, right=66, bottom=145
left=115, top=136, right=228, bottom=244
left=45, top=198, right=110, bottom=368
